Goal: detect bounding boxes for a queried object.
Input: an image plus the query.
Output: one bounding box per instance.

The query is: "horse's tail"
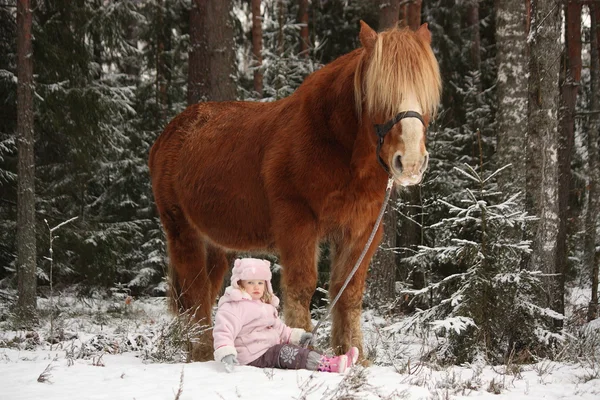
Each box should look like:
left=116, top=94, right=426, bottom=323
left=148, top=105, right=198, bottom=315
left=148, top=104, right=231, bottom=318
left=167, top=257, right=184, bottom=314
left=167, top=241, right=232, bottom=316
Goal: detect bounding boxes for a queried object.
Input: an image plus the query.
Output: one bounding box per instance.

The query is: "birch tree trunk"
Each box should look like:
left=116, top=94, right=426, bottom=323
left=526, top=0, right=562, bottom=315
left=494, top=0, right=528, bottom=200
left=252, top=0, right=263, bottom=96
left=16, top=0, right=37, bottom=325
left=586, top=3, right=599, bottom=322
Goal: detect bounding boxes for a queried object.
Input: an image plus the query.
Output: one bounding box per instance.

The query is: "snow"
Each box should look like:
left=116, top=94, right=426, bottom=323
left=2, top=346, right=599, bottom=400
left=1, top=296, right=599, bottom=400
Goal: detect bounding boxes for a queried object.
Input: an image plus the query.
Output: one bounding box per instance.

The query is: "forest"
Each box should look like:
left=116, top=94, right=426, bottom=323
left=1, top=0, right=599, bottom=368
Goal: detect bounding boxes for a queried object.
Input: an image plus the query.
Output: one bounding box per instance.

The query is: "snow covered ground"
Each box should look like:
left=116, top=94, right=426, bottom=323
left=1, top=293, right=599, bottom=400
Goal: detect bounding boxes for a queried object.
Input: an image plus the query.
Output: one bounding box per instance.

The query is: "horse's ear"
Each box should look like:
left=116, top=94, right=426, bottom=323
left=359, top=20, right=377, bottom=51
left=416, top=23, right=432, bottom=44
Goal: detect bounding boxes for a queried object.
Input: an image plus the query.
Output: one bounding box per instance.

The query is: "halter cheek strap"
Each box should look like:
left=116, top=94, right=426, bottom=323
left=373, top=111, right=426, bottom=174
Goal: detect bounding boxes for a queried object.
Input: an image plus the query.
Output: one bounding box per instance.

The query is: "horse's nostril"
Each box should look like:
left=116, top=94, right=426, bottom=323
left=393, top=154, right=402, bottom=172
left=421, top=153, right=429, bottom=173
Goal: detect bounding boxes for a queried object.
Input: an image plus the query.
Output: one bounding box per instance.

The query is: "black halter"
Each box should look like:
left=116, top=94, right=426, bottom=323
left=373, top=111, right=425, bottom=174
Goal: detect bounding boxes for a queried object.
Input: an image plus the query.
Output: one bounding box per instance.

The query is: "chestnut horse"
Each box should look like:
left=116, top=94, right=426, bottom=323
left=149, top=21, right=441, bottom=361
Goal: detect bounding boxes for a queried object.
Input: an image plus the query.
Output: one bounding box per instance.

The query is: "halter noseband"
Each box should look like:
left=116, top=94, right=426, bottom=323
left=373, top=111, right=425, bottom=174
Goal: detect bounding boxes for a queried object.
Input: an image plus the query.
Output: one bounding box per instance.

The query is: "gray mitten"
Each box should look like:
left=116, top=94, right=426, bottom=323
left=299, top=332, right=313, bottom=346
left=221, top=354, right=238, bottom=373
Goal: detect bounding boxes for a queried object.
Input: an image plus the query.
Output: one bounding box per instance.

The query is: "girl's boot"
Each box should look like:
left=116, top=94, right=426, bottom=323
left=317, top=354, right=348, bottom=373
left=346, top=346, right=359, bottom=367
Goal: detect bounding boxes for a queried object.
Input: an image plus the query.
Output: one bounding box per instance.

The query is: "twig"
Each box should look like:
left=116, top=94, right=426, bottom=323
left=37, top=360, right=55, bottom=383
left=44, top=216, right=78, bottom=349
left=173, top=367, right=184, bottom=400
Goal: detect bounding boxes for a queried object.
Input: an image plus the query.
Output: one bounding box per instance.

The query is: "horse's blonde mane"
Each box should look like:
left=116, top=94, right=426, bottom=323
left=353, top=27, right=442, bottom=120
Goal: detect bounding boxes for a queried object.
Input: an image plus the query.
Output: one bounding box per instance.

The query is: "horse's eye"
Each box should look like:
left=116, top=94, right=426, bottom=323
left=393, top=154, right=402, bottom=171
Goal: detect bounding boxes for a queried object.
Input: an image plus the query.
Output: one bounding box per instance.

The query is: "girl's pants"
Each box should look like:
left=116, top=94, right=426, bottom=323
left=247, top=344, right=321, bottom=370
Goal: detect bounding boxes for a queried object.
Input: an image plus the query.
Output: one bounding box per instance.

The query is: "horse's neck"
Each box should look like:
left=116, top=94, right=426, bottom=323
left=298, top=52, right=387, bottom=188
left=295, top=51, right=361, bottom=150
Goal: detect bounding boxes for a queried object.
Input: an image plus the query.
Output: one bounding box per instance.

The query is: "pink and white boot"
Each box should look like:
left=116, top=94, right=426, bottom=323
left=345, top=346, right=359, bottom=367
left=318, top=354, right=348, bottom=373
left=317, top=347, right=359, bottom=373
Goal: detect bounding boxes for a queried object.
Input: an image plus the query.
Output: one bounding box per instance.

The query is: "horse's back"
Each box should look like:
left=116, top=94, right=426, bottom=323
left=148, top=104, right=204, bottom=234
left=149, top=101, right=277, bottom=251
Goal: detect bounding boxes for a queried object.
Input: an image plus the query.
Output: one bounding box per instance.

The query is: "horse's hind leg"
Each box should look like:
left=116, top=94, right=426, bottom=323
left=206, top=244, right=231, bottom=305
left=162, top=208, right=216, bottom=361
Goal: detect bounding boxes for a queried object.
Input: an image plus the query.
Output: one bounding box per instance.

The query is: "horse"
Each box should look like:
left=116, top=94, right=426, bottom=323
left=148, top=21, right=441, bottom=361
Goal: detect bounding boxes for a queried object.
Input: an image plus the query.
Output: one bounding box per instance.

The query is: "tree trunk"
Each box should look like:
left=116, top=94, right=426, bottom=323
left=379, top=0, right=400, bottom=31
left=406, top=0, right=422, bottom=31
left=367, top=2, right=401, bottom=305
left=558, top=0, right=582, bottom=322
left=526, top=0, right=562, bottom=315
left=400, top=5, right=424, bottom=292
left=399, top=2, right=406, bottom=26
left=156, top=0, right=168, bottom=121
left=466, top=0, right=480, bottom=71
left=188, top=0, right=236, bottom=104
left=252, top=0, right=263, bottom=96
left=586, top=3, right=600, bottom=322
left=278, top=0, right=284, bottom=55
left=16, top=0, right=37, bottom=325
left=297, top=0, right=309, bottom=56
left=398, top=186, right=423, bottom=288
left=494, top=0, right=528, bottom=201
left=188, top=0, right=207, bottom=104
left=366, top=200, right=397, bottom=306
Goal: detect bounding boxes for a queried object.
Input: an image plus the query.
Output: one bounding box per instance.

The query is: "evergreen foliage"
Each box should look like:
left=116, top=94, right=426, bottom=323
left=396, top=164, right=563, bottom=364
left=237, top=0, right=319, bottom=101
left=311, top=0, right=378, bottom=64
left=0, top=0, right=187, bottom=294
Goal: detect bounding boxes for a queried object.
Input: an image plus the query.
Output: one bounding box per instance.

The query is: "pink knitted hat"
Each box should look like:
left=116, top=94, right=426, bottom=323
left=230, top=258, right=278, bottom=306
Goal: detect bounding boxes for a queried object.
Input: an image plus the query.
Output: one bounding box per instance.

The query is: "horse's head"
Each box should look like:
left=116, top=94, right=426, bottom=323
left=354, top=22, right=441, bottom=186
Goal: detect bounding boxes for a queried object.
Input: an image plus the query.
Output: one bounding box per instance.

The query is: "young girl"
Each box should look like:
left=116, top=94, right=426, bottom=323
left=213, top=257, right=359, bottom=373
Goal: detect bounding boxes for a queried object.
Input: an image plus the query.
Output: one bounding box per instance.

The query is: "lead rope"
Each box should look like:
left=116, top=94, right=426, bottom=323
left=304, top=177, right=395, bottom=348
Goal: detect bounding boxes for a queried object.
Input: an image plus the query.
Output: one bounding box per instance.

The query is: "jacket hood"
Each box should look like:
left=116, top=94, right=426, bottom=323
left=229, top=258, right=277, bottom=303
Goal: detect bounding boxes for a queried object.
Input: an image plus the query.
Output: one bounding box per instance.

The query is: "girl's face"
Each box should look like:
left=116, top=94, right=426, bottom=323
left=241, top=280, right=266, bottom=301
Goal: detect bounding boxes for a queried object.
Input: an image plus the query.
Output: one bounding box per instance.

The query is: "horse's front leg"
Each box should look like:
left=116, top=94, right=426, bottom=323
left=329, top=226, right=383, bottom=359
left=274, top=204, right=319, bottom=332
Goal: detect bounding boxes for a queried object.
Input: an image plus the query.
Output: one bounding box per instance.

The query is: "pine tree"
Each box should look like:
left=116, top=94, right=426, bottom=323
left=395, top=164, right=563, bottom=364
left=0, top=5, right=18, bottom=282
left=16, top=0, right=37, bottom=324
left=237, top=0, right=318, bottom=101
left=86, top=0, right=189, bottom=294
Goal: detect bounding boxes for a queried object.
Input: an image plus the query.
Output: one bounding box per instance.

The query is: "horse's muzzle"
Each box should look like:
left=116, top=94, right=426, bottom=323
left=391, top=152, right=428, bottom=186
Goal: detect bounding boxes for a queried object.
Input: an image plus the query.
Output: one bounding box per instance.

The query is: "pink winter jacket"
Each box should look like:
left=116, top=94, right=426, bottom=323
left=213, top=287, right=304, bottom=365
